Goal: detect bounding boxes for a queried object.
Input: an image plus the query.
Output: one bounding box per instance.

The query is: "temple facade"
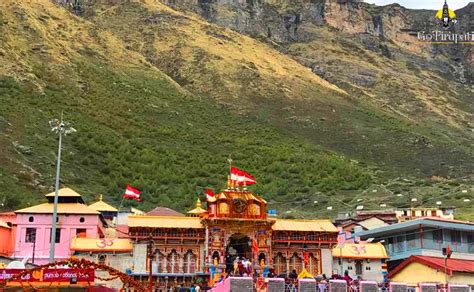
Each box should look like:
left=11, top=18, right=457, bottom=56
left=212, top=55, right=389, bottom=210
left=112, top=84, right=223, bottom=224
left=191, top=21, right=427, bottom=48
left=128, top=186, right=338, bottom=288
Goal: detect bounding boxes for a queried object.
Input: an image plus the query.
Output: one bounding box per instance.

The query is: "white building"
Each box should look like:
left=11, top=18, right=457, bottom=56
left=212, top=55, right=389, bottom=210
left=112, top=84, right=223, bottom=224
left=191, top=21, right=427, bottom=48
left=332, top=243, right=388, bottom=282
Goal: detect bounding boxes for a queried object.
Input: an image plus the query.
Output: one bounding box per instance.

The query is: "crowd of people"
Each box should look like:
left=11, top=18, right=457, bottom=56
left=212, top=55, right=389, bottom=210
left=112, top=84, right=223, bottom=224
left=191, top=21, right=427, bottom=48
left=225, top=254, right=254, bottom=277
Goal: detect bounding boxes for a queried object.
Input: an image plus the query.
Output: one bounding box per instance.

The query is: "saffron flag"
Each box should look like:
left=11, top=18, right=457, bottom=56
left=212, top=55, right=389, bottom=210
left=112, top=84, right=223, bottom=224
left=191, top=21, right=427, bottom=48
left=230, top=167, right=256, bottom=186
left=251, top=239, right=259, bottom=254
left=123, top=185, right=141, bottom=201
left=205, top=188, right=216, bottom=201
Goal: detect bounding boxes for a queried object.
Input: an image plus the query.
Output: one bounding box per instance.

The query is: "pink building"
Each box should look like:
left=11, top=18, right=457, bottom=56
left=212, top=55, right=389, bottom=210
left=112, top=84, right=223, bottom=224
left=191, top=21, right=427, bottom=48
left=14, top=188, right=105, bottom=265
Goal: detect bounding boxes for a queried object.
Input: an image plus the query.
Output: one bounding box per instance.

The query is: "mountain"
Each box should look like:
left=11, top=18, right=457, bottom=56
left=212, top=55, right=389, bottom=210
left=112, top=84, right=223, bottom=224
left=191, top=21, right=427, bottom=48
left=0, top=0, right=472, bottom=219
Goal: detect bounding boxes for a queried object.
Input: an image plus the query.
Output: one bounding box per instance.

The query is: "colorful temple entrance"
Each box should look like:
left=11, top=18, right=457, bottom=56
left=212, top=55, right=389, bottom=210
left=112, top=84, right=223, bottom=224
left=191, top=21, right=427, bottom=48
left=127, top=177, right=339, bottom=290
left=227, top=234, right=251, bottom=259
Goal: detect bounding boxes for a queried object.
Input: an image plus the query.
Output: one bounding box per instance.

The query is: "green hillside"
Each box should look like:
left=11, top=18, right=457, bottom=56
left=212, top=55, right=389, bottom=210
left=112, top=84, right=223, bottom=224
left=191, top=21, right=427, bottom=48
left=0, top=0, right=472, bottom=219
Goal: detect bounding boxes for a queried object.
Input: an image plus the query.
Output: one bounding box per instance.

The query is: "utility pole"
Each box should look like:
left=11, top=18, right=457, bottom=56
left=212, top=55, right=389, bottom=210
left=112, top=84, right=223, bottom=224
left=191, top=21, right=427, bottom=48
left=48, top=113, right=76, bottom=263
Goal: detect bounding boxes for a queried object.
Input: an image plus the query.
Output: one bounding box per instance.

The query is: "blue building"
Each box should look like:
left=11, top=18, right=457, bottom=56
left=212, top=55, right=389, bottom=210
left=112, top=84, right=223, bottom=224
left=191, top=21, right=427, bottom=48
left=356, top=218, right=474, bottom=270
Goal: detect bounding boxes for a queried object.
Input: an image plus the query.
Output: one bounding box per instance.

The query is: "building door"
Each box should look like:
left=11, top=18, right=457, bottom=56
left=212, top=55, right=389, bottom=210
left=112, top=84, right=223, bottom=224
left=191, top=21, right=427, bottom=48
left=227, top=233, right=251, bottom=259
left=355, top=260, right=363, bottom=276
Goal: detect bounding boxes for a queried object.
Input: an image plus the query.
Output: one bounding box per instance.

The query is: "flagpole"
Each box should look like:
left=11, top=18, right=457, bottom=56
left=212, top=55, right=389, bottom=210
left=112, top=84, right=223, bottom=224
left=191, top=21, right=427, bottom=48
left=227, top=155, right=233, bottom=189
left=118, top=196, right=125, bottom=210
left=228, top=155, right=232, bottom=172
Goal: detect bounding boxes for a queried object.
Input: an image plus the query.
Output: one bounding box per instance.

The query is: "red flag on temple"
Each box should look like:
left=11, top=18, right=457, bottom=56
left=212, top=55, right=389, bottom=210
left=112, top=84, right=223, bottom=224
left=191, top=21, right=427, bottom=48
left=123, top=185, right=141, bottom=201
left=205, top=188, right=216, bottom=201
left=230, top=167, right=256, bottom=186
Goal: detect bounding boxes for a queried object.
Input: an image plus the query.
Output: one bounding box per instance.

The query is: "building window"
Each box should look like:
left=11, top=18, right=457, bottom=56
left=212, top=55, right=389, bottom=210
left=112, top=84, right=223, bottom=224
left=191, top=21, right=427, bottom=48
left=433, top=230, right=443, bottom=242
left=273, top=253, right=286, bottom=275
left=79, top=217, right=85, bottom=223
left=467, top=233, right=473, bottom=253
left=451, top=230, right=461, bottom=244
left=25, top=228, right=36, bottom=243
left=407, top=233, right=419, bottom=249
left=76, top=228, right=87, bottom=238
left=28, top=216, right=34, bottom=223
left=98, top=254, right=107, bottom=265
left=50, top=228, right=61, bottom=243
left=396, top=236, right=405, bottom=252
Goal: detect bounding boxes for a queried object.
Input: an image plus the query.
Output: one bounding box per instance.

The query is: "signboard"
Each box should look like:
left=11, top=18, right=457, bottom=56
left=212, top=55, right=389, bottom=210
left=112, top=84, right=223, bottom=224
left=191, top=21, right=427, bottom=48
left=0, top=269, right=94, bottom=283
left=0, top=269, right=40, bottom=282
left=43, top=269, right=95, bottom=282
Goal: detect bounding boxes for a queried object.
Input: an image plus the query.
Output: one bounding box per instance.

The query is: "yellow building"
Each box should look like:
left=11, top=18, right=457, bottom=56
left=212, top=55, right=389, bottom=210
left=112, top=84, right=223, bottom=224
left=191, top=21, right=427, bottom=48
left=389, top=255, right=474, bottom=285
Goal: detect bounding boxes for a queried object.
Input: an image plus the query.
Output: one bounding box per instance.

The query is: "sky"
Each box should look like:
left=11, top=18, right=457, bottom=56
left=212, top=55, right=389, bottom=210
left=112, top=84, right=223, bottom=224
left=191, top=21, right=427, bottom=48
left=364, top=0, right=472, bottom=10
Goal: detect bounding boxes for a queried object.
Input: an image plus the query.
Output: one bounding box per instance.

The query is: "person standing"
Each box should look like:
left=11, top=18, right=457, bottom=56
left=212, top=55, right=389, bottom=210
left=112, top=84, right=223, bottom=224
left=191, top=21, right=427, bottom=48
left=342, top=270, right=352, bottom=284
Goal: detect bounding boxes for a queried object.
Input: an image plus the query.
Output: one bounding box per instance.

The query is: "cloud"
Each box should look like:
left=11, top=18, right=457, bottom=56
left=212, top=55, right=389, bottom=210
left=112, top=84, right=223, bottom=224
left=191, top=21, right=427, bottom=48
left=364, top=0, right=472, bottom=10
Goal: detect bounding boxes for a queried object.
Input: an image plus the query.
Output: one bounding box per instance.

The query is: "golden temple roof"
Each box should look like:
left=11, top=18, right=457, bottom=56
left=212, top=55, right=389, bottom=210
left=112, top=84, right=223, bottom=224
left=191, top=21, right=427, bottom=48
left=332, top=242, right=388, bottom=259
left=272, top=219, right=338, bottom=232
left=89, top=195, right=118, bottom=212
left=128, top=215, right=204, bottom=229
left=45, top=188, right=82, bottom=198
left=187, top=198, right=207, bottom=215
left=15, top=203, right=100, bottom=215
left=214, top=190, right=267, bottom=204
left=70, top=238, right=133, bottom=252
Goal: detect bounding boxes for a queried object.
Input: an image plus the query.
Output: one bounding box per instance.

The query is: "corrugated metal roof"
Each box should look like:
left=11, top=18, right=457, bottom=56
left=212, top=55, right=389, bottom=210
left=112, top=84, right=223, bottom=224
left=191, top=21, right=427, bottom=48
left=357, top=217, right=387, bottom=230
left=15, top=203, right=100, bottom=215
left=357, top=218, right=474, bottom=238
left=332, top=243, right=388, bottom=259
left=146, top=207, right=184, bottom=217
left=128, top=216, right=204, bottom=229
left=70, top=238, right=132, bottom=252
left=272, top=219, right=338, bottom=232
left=45, top=188, right=82, bottom=197
left=388, top=256, right=474, bottom=277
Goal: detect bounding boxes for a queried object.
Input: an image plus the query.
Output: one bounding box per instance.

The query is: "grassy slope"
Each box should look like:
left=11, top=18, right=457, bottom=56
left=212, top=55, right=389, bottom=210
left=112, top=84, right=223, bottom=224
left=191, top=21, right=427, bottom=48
left=0, top=0, right=371, bottom=213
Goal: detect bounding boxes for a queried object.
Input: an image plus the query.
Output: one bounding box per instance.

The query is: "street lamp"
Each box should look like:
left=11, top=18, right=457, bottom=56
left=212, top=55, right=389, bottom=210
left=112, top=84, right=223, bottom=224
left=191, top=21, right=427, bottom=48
left=48, top=112, right=76, bottom=263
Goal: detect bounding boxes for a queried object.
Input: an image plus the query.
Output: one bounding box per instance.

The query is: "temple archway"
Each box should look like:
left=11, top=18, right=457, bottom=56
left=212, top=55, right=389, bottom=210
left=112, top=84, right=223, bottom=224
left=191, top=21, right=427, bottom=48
left=227, top=233, right=251, bottom=259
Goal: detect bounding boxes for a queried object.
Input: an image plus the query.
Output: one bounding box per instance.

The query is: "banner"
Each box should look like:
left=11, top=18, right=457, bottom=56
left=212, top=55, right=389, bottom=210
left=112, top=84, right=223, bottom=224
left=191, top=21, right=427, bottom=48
left=0, top=269, right=39, bottom=282
left=0, top=268, right=94, bottom=283
left=43, top=269, right=95, bottom=282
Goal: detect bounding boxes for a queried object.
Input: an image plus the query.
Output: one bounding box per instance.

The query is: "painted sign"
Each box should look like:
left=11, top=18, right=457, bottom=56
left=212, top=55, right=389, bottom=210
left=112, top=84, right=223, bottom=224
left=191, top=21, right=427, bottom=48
left=0, top=269, right=94, bottom=283
left=43, top=269, right=95, bottom=282
left=96, top=238, right=114, bottom=249
left=0, top=269, right=39, bottom=281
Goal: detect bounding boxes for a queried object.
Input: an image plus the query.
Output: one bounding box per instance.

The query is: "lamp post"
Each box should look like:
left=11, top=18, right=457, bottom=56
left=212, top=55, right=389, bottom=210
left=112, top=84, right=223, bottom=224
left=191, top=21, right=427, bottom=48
left=48, top=113, right=76, bottom=263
